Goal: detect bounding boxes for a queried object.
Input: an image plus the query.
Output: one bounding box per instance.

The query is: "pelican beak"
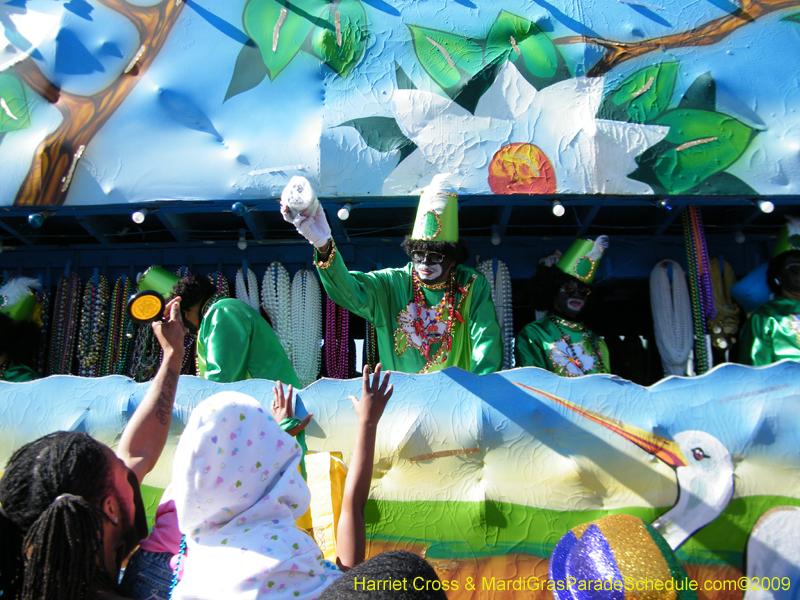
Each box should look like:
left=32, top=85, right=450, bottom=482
left=514, top=383, right=689, bottom=468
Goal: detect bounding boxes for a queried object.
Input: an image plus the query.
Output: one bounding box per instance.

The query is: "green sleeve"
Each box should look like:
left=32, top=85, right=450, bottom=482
left=467, top=275, right=503, bottom=375
left=515, top=323, right=550, bottom=370
left=598, top=337, right=611, bottom=374
left=315, top=245, right=396, bottom=324
left=2, top=363, right=41, bottom=382
left=201, top=304, right=252, bottom=383
left=739, top=311, right=772, bottom=366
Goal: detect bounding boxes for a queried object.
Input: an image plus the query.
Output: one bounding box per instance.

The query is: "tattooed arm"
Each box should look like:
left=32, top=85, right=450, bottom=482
left=118, top=297, right=187, bottom=483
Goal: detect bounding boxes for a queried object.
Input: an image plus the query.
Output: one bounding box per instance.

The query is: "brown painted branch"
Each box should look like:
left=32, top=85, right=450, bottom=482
left=13, top=0, right=186, bottom=207
left=553, top=0, right=800, bottom=77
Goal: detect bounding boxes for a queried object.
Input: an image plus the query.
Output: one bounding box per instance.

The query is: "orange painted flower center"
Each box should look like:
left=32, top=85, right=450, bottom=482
left=488, top=143, right=557, bottom=195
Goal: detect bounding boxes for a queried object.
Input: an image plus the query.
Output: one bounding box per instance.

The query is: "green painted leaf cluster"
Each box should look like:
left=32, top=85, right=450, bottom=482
left=227, top=0, right=367, bottom=101
left=409, top=11, right=569, bottom=103
left=598, top=62, right=678, bottom=123
left=603, top=66, right=758, bottom=195
left=0, top=74, right=30, bottom=134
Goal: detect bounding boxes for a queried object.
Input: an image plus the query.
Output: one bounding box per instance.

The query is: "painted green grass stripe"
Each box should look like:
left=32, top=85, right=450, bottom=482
left=366, top=496, right=800, bottom=565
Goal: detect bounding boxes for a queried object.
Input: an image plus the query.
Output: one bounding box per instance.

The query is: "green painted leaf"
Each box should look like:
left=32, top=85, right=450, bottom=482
left=407, top=24, right=483, bottom=90
left=243, top=0, right=321, bottom=80
left=395, top=63, right=416, bottom=91
left=599, top=62, right=678, bottom=123
left=683, top=171, right=759, bottom=196
left=0, top=73, right=30, bottom=133
left=679, top=72, right=716, bottom=111
left=780, top=11, right=800, bottom=23
left=224, top=39, right=269, bottom=102
left=451, top=58, right=503, bottom=114
left=311, top=0, right=367, bottom=77
left=648, top=109, right=754, bottom=193
left=486, top=11, right=558, bottom=80
left=339, top=116, right=415, bottom=154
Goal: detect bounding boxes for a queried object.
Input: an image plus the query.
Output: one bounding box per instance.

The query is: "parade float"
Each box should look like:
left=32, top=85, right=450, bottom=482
left=2, top=0, right=800, bottom=597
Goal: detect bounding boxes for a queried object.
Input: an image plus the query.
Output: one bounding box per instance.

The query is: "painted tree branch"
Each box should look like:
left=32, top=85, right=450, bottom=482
left=13, top=0, right=186, bottom=207
left=553, top=0, right=800, bottom=77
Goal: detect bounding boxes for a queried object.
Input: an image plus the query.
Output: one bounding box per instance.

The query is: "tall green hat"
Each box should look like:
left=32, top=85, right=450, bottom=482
left=0, top=277, right=39, bottom=323
left=410, top=174, right=459, bottom=243
left=773, top=216, right=800, bottom=256
left=556, top=236, right=609, bottom=283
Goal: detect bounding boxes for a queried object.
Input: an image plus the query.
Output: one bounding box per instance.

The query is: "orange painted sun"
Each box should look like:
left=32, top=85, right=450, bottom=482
left=488, top=143, right=557, bottom=195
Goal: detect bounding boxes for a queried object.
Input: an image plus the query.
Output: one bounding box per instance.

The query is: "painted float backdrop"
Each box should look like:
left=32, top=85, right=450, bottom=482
left=1, top=0, right=800, bottom=207
left=2, top=363, right=800, bottom=599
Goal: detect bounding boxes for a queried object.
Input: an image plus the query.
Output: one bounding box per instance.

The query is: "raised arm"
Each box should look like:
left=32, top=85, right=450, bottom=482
left=117, top=296, right=186, bottom=483
left=336, top=364, right=392, bottom=570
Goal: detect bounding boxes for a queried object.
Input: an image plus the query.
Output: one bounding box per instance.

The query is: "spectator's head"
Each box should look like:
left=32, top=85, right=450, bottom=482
left=0, top=431, right=145, bottom=600
left=170, top=274, right=217, bottom=334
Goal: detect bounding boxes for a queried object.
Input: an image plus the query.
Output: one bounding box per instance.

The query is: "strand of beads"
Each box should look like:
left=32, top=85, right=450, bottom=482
left=262, top=262, right=292, bottom=362
left=103, top=276, right=136, bottom=376
left=365, top=321, right=378, bottom=371
left=33, top=287, right=50, bottom=375
left=324, top=297, right=350, bottom=379
left=477, top=259, right=514, bottom=370
left=77, top=274, right=110, bottom=377
left=682, top=207, right=714, bottom=374
left=173, top=268, right=197, bottom=376
left=235, top=267, right=261, bottom=311
left=650, top=260, right=693, bottom=376
left=168, top=534, right=187, bottom=599
left=48, top=272, right=81, bottom=375
left=291, top=269, right=322, bottom=387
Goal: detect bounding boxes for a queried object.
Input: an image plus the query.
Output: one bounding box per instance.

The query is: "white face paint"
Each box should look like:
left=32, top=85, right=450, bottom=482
left=414, top=262, right=442, bottom=282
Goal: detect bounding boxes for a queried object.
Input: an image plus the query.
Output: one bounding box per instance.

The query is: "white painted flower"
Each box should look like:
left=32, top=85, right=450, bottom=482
left=383, top=61, right=669, bottom=195
left=551, top=339, right=594, bottom=377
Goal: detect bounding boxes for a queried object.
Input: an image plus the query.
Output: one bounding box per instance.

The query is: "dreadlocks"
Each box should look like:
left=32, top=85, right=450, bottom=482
left=0, top=431, right=117, bottom=600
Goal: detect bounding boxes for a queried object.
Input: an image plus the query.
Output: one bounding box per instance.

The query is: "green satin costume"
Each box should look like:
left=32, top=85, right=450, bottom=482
left=0, top=362, right=41, bottom=382
left=515, top=316, right=610, bottom=377
left=315, top=244, right=502, bottom=375
left=197, top=298, right=300, bottom=387
left=739, top=296, right=800, bottom=366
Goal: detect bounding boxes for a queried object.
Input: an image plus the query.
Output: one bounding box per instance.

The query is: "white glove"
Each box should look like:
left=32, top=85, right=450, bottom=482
left=281, top=201, right=331, bottom=248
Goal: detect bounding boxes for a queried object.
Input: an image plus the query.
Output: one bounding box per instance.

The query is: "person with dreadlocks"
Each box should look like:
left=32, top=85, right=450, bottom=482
left=515, top=238, right=611, bottom=377
left=0, top=296, right=186, bottom=600
left=282, top=174, right=502, bottom=375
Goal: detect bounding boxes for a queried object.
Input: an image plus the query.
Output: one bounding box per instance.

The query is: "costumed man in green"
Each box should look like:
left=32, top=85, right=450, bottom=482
left=515, top=237, right=611, bottom=377
left=281, top=175, right=503, bottom=375
left=135, top=266, right=301, bottom=388
left=0, top=277, right=44, bottom=382
left=740, top=218, right=800, bottom=366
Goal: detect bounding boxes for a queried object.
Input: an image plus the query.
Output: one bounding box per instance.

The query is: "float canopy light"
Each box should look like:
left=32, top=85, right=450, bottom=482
left=757, top=200, right=775, bottom=213
left=132, top=208, right=148, bottom=224
left=552, top=201, right=565, bottom=217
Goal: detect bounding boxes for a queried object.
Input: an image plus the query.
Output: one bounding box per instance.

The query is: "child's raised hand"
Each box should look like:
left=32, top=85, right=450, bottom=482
left=349, top=363, right=392, bottom=427
left=272, top=381, right=312, bottom=436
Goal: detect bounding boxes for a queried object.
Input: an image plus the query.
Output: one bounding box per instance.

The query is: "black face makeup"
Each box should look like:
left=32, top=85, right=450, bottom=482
left=780, top=255, right=800, bottom=295
left=412, top=252, right=453, bottom=285
left=552, top=279, right=591, bottom=320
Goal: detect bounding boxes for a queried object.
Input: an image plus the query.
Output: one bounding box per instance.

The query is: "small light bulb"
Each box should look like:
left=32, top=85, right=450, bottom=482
left=758, top=200, right=774, bottom=213
left=337, top=204, right=351, bottom=220
left=552, top=201, right=565, bottom=217
left=232, top=202, right=247, bottom=217
left=28, top=213, right=45, bottom=228
left=237, top=238, right=248, bottom=251
left=132, top=209, right=148, bottom=224
left=491, top=224, right=501, bottom=246
left=734, top=230, right=746, bottom=244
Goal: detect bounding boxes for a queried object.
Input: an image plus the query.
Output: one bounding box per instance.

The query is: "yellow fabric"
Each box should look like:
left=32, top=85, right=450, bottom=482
left=297, top=452, right=348, bottom=562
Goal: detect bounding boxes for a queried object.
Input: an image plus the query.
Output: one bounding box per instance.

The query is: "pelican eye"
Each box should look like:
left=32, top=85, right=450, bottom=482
left=691, top=447, right=709, bottom=461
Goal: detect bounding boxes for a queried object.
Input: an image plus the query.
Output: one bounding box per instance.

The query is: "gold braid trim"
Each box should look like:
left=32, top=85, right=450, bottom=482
left=314, top=241, right=337, bottom=270
left=418, top=274, right=476, bottom=374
